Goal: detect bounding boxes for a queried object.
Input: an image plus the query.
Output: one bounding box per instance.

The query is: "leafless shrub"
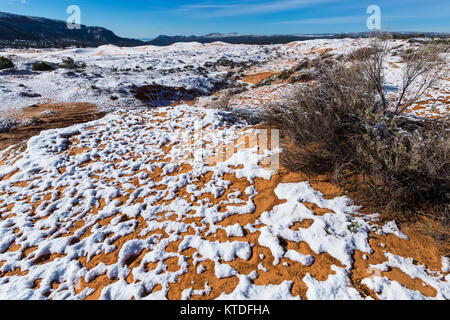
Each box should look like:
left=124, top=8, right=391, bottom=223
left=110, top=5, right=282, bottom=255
left=210, top=90, right=261, bottom=125
left=394, top=44, right=447, bottom=114
left=288, top=72, right=317, bottom=83
left=210, top=90, right=234, bottom=111
left=350, top=36, right=447, bottom=116
left=263, top=40, right=449, bottom=227
left=264, top=62, right=377, bottom=172
left=350, top=36, right=391, bottom=112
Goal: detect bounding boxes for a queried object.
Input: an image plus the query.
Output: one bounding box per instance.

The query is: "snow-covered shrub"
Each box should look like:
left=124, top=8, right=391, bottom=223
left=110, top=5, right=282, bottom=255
left=263, top=38, right=449, bottom=229
left=0, top=116, right=19, bottom=133
left=0, top=56, right=14, bottom=70
left=32, top=61, right=57, bottom=71
left=59, top=57, right=86, bottom=69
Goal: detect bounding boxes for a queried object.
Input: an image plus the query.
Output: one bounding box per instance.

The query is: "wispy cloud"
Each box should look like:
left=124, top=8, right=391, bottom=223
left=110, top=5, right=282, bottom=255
left=176, top=0, right=340, bottom=18
left=273, top=15, right=364, bottom=25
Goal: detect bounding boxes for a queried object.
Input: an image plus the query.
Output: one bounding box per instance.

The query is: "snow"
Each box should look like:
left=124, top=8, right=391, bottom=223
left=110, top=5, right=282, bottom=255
left=0, top=38, right=448, bottom=300
left=366, top=252, right=449, bottom=300
left=362, top=276, right=430, bottom=300
left=303, top=266, right=365, bottom=300
left=258, top=182, right=372, bottom=268
left=217, top=275, right=300, bottom=300
left=378, top=220, right=409, bottom=240
left=0, top=101, right=448, bottom=300
left=2, top=38, right=447, bottom=118
left=284, top=250, right=315, bottom=267
left=0, top=41, right=281, bottom=113
left=442, top=257, right=450, bottom=273
left=0, top=104, right=274, bottom=299
left=224, top=224, right=245, bottom=238
left=181, top=282, right=212, bottom=300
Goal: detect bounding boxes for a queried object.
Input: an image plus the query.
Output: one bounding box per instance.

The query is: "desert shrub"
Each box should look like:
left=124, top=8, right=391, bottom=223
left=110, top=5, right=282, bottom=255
left=263, top=40, right=449, bottom=225
left=350, top=37, right=446, bottom=114
left=355, top=118, right=449, bottom=222
left=210, top=89, right=235, bottom=111
left=288, top=72, right=317, bottom=83
left=223, top=71, right=234, bottom=79
left=0, top=116, right=19, bottom=133
left=59, top=57, right=86, bottom=69
left=319, top=52, right=333, bottom=60
left=254, top=74, right=278, bottom=87
left=292, top=59, right=313, bottom=72
left=32, top=61, right=57, bottom=71
left=210, top=90, right=260, bottom=125
left=264, top=62, right=377, bottom=172
left=0, top=56, right=14, bottom=70
left=348, top=46, right=382, bottom=61
left=278, top=70, right=292, bottom=80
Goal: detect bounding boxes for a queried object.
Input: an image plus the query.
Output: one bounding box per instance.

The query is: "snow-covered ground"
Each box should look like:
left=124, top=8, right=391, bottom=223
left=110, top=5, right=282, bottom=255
left=0, top=104, right=448, bottom=300
left=0, top=39, right=448, bottom=300
left=0, top=41, right=282, bottom=113
left=1, top=38, right=448, bottom=119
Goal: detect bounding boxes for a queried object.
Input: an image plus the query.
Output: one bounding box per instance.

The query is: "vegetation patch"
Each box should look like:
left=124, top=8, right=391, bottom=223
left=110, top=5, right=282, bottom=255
left=32, top=61, right=57, bottom=71
left=0, top=116, right=19, bottom=133
left=59, top=57, right=86, bottom=70
left=263, top=37, right=449, bottom=229
left=0, top=56, right=14, bottom=70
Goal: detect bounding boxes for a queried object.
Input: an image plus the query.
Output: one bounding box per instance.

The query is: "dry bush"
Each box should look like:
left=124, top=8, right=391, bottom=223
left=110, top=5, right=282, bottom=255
left=350, top=36, right=447, bottom=115
left=209, top=90, right=260, bottom=125
left=356, top=117, right=449, bottom=224
left=0, top=117, right=19, bottom=133
left=209, top=90, right=234, bottom=111
left=394, top=44, right=447, bottom=113
left=348, top=46, right=383, bottom=61
left=264, top=62, right=378, bottom=172
left=263, top=38, right=449, bottom=227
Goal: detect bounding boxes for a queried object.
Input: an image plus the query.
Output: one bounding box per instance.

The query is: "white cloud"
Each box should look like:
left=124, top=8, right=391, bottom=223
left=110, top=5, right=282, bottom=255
left=176, top=0, right=340, bottom=18
left=273, top=15, right=364, bottom=25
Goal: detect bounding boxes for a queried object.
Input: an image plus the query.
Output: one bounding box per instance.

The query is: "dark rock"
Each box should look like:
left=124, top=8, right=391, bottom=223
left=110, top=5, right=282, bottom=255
left=20, top=92, right=41, bottom=98
left=135, top=84, right=204, bottom=107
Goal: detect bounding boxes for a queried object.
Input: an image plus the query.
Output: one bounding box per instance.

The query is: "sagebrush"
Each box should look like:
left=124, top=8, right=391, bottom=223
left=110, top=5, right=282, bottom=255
left=264, top=38, right=449, bottom=226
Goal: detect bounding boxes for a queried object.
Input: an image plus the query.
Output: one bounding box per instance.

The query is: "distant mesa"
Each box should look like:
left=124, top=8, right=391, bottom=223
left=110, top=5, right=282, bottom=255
left=0, top=11, right=143, bottom=48
left=146, top=31, right=450, bottom=46
left=1, top=11, right=448, bottom=49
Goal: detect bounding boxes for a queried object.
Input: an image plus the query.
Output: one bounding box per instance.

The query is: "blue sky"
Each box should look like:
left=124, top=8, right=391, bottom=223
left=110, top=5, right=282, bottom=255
left=1, top=0, right=449, bottom=38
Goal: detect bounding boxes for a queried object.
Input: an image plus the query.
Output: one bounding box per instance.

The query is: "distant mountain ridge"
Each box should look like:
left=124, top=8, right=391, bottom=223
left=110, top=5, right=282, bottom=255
left=147, top=31, right=449, bottom=46
left=147, top=33, right=332, bottom=46
left=0, top=11, right=144, bottom=48
left=1, top=11, right=448, bottom=49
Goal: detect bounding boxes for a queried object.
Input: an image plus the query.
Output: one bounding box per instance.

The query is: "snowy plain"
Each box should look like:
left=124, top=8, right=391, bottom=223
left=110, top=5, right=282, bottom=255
left=0, top=39, right=449, bottom=300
